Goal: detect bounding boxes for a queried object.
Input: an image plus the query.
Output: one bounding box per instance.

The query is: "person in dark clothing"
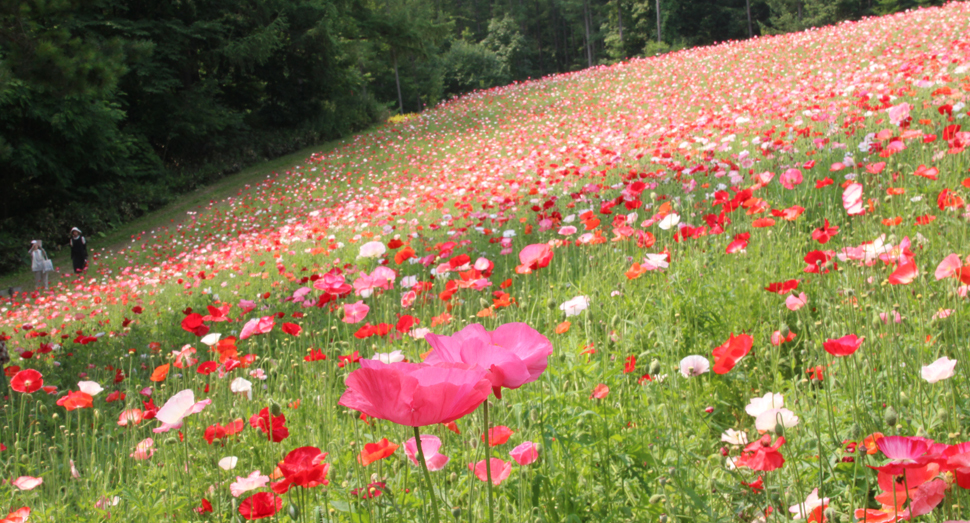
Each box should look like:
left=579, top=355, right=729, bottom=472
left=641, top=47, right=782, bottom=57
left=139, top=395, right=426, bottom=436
left=69, top=227, right=88, bottom=275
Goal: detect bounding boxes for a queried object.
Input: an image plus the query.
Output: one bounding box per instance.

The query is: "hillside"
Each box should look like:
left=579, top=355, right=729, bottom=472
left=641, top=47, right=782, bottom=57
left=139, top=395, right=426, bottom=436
left=1, top=5, right=970, bottom=521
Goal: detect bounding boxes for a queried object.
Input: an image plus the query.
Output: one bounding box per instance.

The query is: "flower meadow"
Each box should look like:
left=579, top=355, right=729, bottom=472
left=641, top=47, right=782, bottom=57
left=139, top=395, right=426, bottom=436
left=3, top=5, right=970, bottom=522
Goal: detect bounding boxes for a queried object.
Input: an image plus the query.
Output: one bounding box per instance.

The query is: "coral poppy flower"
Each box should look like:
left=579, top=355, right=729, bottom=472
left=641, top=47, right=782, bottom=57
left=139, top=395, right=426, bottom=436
left=238, top=492, right=282, bottom=520
left=358, top=438, right=399, bottom=466
left=887, top=260, right=918, bottom=285
left=272, top=446, right=330, bottom=493
left=482, top=425, right=513, bottom=446
left=9, top=369, right=42, bottom=393
left=823, top=334, right=863, bottom=357
left=1, top=507, right=30, bottom=523
left=149, top=364, right=169, bottom=382
left=425, top=323, right=553, bottom=398
left=712, top=333, right=753, bottom=374
left=469, top=458, right=512, bottom=485
left=738, top=434, right=786, bottom=471
left=591, top=383, right=609, bottom=399
left=337, top=360, right=490, bottom=427
left=56, top=390, right=93, bottom=411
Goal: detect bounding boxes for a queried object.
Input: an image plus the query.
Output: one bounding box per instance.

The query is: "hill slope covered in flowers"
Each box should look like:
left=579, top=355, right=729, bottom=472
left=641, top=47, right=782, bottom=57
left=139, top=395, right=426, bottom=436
left=2, top=5, right=970, bottom=522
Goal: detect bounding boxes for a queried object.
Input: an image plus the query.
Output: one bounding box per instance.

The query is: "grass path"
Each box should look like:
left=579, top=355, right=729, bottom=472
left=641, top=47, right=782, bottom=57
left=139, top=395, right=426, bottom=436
left=0, top=132, right=368, bottom=294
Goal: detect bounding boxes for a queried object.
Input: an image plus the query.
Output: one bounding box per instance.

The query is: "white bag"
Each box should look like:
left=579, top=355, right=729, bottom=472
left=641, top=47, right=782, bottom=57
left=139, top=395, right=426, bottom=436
left=42, top=251, right=53, bottom=272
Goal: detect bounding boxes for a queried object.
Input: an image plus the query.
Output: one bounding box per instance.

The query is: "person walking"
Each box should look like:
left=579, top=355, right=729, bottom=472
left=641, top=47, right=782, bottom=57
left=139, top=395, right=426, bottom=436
left=69, top=227, right=88, bottom=276
left=29, top=240, right=51, bottom=290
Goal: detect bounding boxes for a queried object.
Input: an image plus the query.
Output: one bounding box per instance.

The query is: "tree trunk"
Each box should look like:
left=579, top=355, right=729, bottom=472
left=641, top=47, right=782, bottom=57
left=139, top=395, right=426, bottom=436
left=617, top=0, right=623, bottom=46
left=582, top=0, right=593, bottom=67
left=797, top=0, right=803, bottom=20
left=746, top=0, right=753, bottom=38
left=392, top=51, right=404, bottom=114
left=656, top=0, right=662, bottom=43
left=534, top=0, right=544, bottom=73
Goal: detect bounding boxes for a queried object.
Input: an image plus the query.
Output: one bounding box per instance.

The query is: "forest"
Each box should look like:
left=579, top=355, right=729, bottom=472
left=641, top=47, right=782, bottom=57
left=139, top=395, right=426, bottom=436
left=0, top=0, right=939, bottom=273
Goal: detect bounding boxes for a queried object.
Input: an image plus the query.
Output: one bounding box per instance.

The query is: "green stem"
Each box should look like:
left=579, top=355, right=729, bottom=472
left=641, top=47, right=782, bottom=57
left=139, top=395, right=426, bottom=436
left=413, top=426, right=441, bottom=523
left=483, top=401, right=495, bottom=523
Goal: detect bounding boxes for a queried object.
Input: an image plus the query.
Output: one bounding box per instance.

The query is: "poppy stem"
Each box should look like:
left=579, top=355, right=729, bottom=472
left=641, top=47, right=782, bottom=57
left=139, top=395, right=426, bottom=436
left=413, top=426, right=441, bottom=523
left=482, top=401, right=495, bottom=523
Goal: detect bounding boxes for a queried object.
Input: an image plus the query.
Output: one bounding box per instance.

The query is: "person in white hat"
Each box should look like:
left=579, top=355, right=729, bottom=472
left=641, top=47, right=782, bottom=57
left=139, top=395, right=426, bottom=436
left=29, top=240, right=50, bottom=290
left=69, top=227, right=88, bottom=276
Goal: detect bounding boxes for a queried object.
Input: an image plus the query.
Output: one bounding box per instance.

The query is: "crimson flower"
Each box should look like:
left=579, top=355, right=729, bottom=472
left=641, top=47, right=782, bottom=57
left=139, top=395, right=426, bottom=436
left=281, top=323, right=301, bottom=336
left=180, top=313, right=209, bottom=337
left=194, top=498, right=213, bottom=514
left=271, top=446, right=330, bottom=494
left=204, top=419, right=244, bottom=444
left=764, top=280, right=799, bottom=294
left=10, top=369, right=42, bottom=393
left=823, top=334, right=863, bottom=357
left=811, top=219, right=839, bottom=244
left=238, top=492, right=282, bottom=520
left=249, top=408, right=289, bottom=443
left=351, top=482, right=387, bottom=499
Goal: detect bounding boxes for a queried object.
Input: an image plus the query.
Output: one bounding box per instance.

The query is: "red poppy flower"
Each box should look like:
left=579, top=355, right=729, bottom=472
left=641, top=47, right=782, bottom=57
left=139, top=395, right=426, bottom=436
left=351, top=481, right=387, bottom=499
left=358, top=438, right=399, bottom=466
left=197, top=361, right=219, bottom=375
left=623, top=355, right=636, bottom=373
left=764, top=280, right=799, bottom=294
left=811, top=219, right=839, bottom=244
left=304, top=349, right=327, bottom=362
left=271, top=446, right=330, bottom=493
left=204, top=419, right=244, bottom=444
left=249, top=407, right=289, bottom=443
left=194, top=498, right=213, bottom=514
left=281, top=323, right=301, bottom=336
left=181, top=313, right=209, bottom=337
left=238, top=492, right=282, bottom=520
left=10, top=369, right=43, bottom=393
left=823, top=334, right=863, bottom=357
left=712, top=333, right=753, bottom=374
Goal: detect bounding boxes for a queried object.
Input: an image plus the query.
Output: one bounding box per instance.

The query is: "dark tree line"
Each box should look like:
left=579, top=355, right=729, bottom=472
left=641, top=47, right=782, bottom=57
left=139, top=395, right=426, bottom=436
left=0, top=0, right=939, bottom=273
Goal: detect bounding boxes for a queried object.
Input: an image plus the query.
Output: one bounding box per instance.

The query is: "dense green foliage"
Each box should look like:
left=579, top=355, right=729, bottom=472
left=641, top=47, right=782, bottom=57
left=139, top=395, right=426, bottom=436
left=0, top=0, right=940, bottom=274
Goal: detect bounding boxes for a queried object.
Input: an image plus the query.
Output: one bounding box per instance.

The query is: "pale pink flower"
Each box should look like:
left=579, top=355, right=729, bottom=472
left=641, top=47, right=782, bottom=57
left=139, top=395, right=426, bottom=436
left=679, top=355, right=710, bottom=377
left=230, top=470, right=270, bottom=497
left=921, top=357, right=957, bottom=384
left=357, top=241, right=386, bottom=259
left=343, top=301, right=370, bottom=323
left=404, top=435, right=450, bottom=471
left=12, top=476, right=43, bottom=490
left=153, top=389, right=211, bottom=433
left=779, top=168, right=803, bottom=190
left=785, top=292, right=808, bottom=311
left=130, top=438, right=155, bottom=460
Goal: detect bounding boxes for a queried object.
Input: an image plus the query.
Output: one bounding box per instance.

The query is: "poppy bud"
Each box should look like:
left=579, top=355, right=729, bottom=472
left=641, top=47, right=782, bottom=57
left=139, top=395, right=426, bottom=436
left=279, top=383, right=288, bottom=394
left=449, top=472, right=457, bottom=483
left=883, top=406, right=898, bottom=427
left=164, top=436, right=178, bottom=446
left=270, top=402, right=283, bottom=417
left=469, top=438, right=478, bottom=450
left=529, top=409, right=539, bottom=423
left=38, top=404, right=47, bottom=414
left=649, top=359, right=662, bottom=375
left=479, top=298, right=489, bottom=309
left=899, top=392, right=909, bottom=407
left=659, top=514, right=668, bottom=523
left=657, top=476, right=667, bottom=486
left=916, top=426, right=929, bottom=439
left=849, top=423, right=861, bottom=439
left=823, top=508, right=837, bottom=523
left=451, top=507, right=462, bottom=518
left=288, top=503, right=300, bottom=520
left=649, top=494, right=665, bottom=504
left=774, top=421, right=785, bottom=436
left=546, top=298, right=556, bottom=309
left=779, top=324, right=790, bottom=339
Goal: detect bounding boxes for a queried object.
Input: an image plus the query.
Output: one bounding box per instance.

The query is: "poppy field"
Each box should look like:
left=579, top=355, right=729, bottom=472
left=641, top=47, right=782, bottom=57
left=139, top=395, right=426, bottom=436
left=3, top=4, right=970, bottom=522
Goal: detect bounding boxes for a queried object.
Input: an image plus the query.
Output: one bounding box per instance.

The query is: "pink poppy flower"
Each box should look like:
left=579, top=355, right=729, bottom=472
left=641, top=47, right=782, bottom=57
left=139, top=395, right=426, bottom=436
left=934, top=254, right=962, bottom=280
left=842, top=183, right=864, bottom=216
left=424, top=323, right=553, bottom=398
left=239, top=315, right=275, bottom=340
left=404, top=435, right=450, bottom=471
left=785, top=292, right=808, bottom=311
left=337, top=360, right=491, bottom=427
left=231, top=470, right=270, bottom=498
left=130, top=438, right=155, bottom=460
left=469, top=458, right=512, bottom=485
left=509, top=442, right=539, bottom=465
left=779, top=168, right=803, bottom=190
left=921, top=357, right=956, bottom=384
left=239, top=300, right=257, bottom=314
left=154, top=389, right=211, bottom=433
left=872, top=436, right=939, bottom=475
left=12, top=476, right=43, bottom=491
left=343, top=301, right=370, bottom=324
left=516, top=244, right=554, bottom=274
